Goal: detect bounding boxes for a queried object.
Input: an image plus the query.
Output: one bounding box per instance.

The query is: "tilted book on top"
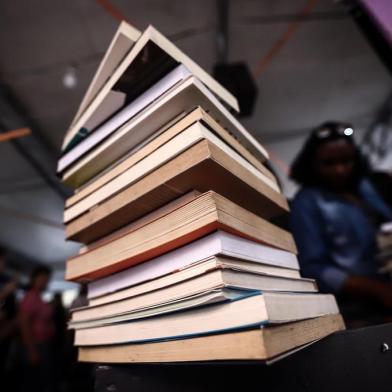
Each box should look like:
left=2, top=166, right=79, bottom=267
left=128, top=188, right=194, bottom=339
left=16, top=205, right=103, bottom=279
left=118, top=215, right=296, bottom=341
left=62, top=24, right=241, bottom=153
left=68, top=22, right=141, bottom=143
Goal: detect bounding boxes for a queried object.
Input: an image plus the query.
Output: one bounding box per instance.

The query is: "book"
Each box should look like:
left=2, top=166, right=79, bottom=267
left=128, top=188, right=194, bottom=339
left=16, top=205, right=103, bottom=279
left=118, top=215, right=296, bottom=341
left=63, top=120, right=280, bottom=223
left=70, top=21, right=141, bottom=129
left=71, top=270, right=317, bottom=326
left=62, top=25, right=240, bottom=151
left=73, top=291, right=339, bottom=346
left=65, top=90, right=127, bottom=154
left=62, top=76, right=268, bottom=187
left=87, top=230, right=300, bottom=300
left=88, top=257, right=302, bottom=308
left=78, top=314, right=345, bottom=363
left=58, top=65, right=191, bottom=172
left=65, top=139, right=289, bottom=243
left=65, top=107, right=276, bottom=207
left=65, top=191, right=296, bottom=281
left=79, top=191, right=201, bottom=254
left=71, top=288, right=246, bottom=328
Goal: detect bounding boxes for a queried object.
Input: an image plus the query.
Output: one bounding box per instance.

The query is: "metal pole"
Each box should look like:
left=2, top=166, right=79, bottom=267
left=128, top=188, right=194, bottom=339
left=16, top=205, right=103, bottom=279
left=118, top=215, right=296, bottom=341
left=216, top=0, right=229, bottom=64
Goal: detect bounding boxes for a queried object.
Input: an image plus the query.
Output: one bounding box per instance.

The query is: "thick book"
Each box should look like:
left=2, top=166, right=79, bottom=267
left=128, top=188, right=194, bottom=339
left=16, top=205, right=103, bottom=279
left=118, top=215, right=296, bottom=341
left=70, top=271, right=317, bottom=327
left=65, top=191, right=296, bottom=281
left=63, top=120, right=280, bottom=223
left=87, top=230, right=300, bottom=300
left=65, top=106, right=276, bottom=205
left=62, top=25, right=239, bottom=151
left=65, top=139, right=289, bottom=243
left=58, top=65, right=191, bottom=173
left=78, top=314, right=345, bottom=363
left=62, top=76, right=268, bottom=187
left=73, top=291, right=339, bottom=346
left=79, top=191, right=201, bottom=255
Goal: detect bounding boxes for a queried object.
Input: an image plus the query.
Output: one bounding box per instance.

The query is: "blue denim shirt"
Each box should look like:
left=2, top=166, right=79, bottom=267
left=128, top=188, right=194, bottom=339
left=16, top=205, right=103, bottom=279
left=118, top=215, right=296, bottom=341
left=290, top=179, right=392, bottom=293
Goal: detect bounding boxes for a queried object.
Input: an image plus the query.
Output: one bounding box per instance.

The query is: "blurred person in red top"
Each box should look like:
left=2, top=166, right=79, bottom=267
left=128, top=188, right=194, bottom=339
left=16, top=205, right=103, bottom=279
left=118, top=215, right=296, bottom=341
left=0, top=247, right=18, bottom=384
left=19, top=265, right=54, bottom=392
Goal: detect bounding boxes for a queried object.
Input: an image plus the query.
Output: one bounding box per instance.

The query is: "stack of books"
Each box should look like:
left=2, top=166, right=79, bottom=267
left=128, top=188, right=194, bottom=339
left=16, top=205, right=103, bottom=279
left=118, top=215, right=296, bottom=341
left=59, top=22, right=345, bottom=364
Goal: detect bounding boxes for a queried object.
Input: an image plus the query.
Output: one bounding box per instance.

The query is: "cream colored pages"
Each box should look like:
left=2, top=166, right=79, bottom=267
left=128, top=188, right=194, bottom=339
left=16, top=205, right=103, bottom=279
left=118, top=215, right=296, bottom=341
left=63, top=122, right=278, bottom=223
left=62, top=76, right=268, bottom=187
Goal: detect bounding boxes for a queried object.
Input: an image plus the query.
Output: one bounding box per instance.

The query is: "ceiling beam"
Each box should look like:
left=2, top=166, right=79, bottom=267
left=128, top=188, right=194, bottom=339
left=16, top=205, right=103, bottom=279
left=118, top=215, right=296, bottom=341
left=0, top=127, right=31, bottom=143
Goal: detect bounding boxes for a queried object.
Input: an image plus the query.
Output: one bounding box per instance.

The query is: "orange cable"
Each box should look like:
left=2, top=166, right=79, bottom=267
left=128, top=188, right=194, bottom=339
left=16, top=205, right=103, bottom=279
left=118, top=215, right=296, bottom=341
left=0, top=127, right=31, bottom=143
left=95, top=0, right=136, bottom=26
left=252, top=0, right=317, bottom=79
left=252, top=0, right=317, bottom=175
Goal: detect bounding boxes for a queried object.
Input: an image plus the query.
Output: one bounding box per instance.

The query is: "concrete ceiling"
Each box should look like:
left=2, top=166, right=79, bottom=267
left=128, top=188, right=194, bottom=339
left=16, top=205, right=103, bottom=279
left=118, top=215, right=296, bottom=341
left=0, top=0, right=391, bottom=277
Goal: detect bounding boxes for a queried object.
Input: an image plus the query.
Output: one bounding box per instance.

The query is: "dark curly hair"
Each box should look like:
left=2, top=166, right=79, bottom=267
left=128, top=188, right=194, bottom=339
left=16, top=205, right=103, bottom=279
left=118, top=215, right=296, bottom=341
left=31, top=265, right=52, bottom=281
left=290, top=121, right=369, bottom=187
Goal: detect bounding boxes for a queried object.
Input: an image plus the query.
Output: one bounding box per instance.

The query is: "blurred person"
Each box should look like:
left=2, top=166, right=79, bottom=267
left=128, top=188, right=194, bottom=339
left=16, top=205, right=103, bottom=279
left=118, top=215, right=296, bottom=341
left=70, top=284, right=88, bottom=311
left=66, top=284, right=94, bottom=392
left=52, top=293, right=67, bottom=392
left=290, top=121, right=392, bottom=326
left=52, top=292, right=66, bottom=349
left=368, top=171, right=392, bottom=208
left=0, top=247, right=18, bottom=383
left=19, top=265, right=54, bottom=392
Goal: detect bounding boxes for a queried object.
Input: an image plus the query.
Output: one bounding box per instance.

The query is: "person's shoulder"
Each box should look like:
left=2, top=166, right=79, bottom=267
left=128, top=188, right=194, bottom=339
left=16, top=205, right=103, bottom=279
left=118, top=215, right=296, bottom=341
left=292, top=187, right=320, bottom=206
left=359, top=177, right=380, bottom=194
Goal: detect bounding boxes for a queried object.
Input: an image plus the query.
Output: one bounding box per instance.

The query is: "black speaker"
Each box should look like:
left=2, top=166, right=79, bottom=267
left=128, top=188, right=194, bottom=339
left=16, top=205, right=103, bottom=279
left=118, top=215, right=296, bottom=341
left=213, top=62, right=258, bottom=117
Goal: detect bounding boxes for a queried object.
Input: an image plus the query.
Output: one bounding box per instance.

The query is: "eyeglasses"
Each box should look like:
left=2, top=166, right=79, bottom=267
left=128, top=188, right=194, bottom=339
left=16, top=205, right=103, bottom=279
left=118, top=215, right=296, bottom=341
left=314, top=125, right=354, bottom=139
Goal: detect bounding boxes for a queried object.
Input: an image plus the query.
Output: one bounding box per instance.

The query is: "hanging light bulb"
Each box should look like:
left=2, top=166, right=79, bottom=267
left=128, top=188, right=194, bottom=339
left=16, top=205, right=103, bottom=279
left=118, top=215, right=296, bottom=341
left=63, top=66, right=77, bottom=89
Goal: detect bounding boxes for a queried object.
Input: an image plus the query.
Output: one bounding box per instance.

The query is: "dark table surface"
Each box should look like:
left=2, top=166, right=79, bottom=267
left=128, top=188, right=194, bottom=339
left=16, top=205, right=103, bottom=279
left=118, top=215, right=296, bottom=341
left=94, top=322, right=392, bottom=392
